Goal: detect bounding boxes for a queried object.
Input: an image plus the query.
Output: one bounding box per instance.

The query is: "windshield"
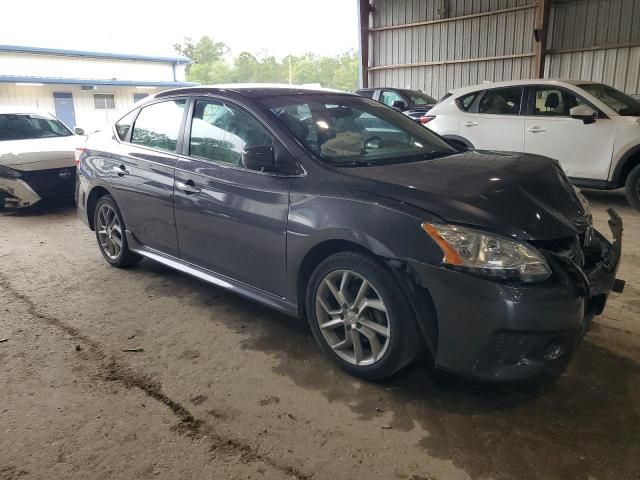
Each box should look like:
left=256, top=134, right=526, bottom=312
left=0, top=114, right=73, bottom=141
left=260, top=94, right=455, bottom=167
left=580, top=84, right=640, bottom=116
left=402, top=90, right=436, bottom=106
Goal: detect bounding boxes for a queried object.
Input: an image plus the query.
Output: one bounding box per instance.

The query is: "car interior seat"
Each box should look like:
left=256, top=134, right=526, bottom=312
left=544, top=92, right=560, bottom=114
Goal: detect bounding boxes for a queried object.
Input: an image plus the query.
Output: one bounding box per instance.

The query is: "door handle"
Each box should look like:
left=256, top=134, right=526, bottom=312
left=175, top=180, right=201, bottom=194
left=527, top=126, right=547, bottom=133
left=112, top=165, right=129, bottom=176
left=462, top=121, right=478, bottom=127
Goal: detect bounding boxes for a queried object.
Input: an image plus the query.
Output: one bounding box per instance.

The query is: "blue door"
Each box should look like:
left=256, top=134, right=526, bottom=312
left=53, top=92, right=77, bottom=129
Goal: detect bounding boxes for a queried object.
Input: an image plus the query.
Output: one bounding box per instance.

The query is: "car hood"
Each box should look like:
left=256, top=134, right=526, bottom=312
left=341, top=150, right=589, bottom=240
left=0, top=136, right=78, bottom=171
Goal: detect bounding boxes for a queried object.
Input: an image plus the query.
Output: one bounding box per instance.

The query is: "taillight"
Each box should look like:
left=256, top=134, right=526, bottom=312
left=75, top=148, right=86, bottom=167
left=420, top=115, right=436, bottom=125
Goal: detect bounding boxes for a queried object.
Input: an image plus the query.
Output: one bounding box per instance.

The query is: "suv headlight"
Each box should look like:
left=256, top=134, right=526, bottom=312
left=0, top=165, right=22, bottom=179
left=422, top=223, right=551, bottom=283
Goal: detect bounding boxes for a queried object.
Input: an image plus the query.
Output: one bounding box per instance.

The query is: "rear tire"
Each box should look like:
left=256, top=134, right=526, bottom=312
left=93, top=195, right=141, bottom=268
left=305, top=251, right=420, bottom=381
left=624, top=164, right=640, bottom=211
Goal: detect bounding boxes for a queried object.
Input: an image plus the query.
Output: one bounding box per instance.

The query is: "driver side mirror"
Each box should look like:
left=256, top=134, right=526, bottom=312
left=74, top=127, right=86, bottom=135
left=392, top=100, right=408, bottom=111
left=570, top=105, right=596, bottom=124
left=242, top=145, right=276, bottom=172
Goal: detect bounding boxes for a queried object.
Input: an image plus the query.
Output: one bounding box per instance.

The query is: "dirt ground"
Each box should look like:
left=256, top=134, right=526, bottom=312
left=1, top=189, right=639, bottom=480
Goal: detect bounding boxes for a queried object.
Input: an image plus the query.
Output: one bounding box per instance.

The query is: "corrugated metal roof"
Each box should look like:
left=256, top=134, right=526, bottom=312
left=0, top=76, right=196, bottom=87
left=365, top=0, right=640, bottom=96
left=0, top=44, right=190, bottom=64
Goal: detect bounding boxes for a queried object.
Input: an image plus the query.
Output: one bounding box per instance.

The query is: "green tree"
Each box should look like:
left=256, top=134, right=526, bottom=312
left=174, top=36, right=359, bottom=91
left=174, top=36, right=228, bottom=75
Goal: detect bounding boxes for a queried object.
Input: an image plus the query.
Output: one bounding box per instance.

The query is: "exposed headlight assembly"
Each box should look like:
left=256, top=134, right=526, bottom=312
left=0, top=165, right=22, bottom=179
left=573, top=186, right=591, bottom=216
left=422, top=223, right=551, bottom=283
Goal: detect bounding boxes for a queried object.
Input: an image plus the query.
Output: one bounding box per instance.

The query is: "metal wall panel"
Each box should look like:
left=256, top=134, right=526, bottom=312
left=545, top=0, right=640, bottom=93
left=367, top=0, right=537, bottom=97
left=366, top=0, right=640, bottom=96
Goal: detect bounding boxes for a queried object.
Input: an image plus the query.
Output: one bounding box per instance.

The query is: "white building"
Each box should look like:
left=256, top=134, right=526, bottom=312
left=0, top=45, right=194, bottom=132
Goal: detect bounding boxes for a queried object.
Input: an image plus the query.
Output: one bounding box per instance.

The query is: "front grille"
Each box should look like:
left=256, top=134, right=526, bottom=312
left=20, top=167, right=76, bottom=199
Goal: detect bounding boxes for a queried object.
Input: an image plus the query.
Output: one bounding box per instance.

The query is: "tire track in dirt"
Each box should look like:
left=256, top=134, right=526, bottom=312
left=0, top=273, right=310, bottom=480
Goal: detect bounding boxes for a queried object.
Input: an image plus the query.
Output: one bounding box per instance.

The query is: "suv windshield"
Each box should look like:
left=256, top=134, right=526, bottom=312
left=402, top=90, right=436, bottom=106
left=580, top=84, right=640, bottom=116
left=261, top=94, right=455, bottom=166
left=0, top=114, right=72, bottom=141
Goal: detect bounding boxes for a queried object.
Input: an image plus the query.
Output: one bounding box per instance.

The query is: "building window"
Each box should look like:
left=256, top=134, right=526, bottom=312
left=94, top=94, right=116, bottom=110
left=133, top=93, right=148, bottom=103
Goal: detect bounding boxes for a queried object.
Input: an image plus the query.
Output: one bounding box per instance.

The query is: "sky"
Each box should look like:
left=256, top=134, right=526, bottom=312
left=1, top=0, right=359, bottom=59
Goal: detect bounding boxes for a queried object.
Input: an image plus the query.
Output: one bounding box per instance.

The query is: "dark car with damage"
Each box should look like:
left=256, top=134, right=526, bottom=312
left=76, top=85, right=624, bottom=382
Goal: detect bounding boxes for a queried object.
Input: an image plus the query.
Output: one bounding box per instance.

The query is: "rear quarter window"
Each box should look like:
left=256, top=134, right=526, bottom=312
left=115, top=110, right=138, bottom=141
left=455, top=92, right=479, bottom=111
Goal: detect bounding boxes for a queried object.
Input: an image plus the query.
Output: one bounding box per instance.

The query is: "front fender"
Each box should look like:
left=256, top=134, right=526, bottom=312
left=286, top=191, right=444, bottom=355
left=287, top=193, right=443, bottom=286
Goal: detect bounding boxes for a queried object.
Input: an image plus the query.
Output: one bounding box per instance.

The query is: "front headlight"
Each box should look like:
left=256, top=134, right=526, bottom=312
left=0, top=165, right=22, bottom=179
left=422, top=223, right=551, bottom=283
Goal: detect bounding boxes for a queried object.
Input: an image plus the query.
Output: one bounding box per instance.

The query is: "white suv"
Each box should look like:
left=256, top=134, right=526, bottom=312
left=425, top=80, right=640, bottom=210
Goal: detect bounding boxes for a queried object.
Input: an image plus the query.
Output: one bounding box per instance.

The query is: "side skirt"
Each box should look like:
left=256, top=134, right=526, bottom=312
left=569, top=177, right=618, bottom=190
left=126, top=230, right=299, bottom=318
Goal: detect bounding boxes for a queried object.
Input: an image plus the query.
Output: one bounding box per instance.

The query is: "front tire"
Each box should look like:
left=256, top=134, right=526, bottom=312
left=305, top=251, right=420, bottom=381
left=624, top=164, right=640, bottom=211
left=93, top=195, right=141, bottom=268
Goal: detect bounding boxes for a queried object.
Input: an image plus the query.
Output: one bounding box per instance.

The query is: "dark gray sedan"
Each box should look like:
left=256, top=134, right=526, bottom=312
left=76, top=85, right=623, bottom=382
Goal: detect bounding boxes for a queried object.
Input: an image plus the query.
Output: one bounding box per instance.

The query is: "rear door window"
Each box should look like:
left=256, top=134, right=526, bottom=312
left=477, top=87, right=523, bottom=115
left=130, top=99, right=187, bottom=152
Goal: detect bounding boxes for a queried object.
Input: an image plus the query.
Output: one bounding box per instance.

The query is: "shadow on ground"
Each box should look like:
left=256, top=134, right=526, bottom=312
left=1, top=198, right=76, bottom=217
left=139, top=260, right=640, bottom=480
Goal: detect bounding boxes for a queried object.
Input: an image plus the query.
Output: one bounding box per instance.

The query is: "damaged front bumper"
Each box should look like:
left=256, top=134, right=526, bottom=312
left=407, top=209, right=624, bottom=382
left=0, top=177, right=42, bottom=208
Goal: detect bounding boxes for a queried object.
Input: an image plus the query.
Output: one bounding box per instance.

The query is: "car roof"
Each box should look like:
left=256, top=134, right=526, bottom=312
left=447, top=78, right=598, bottom=96
left=156, top=83, right=351, bottom=100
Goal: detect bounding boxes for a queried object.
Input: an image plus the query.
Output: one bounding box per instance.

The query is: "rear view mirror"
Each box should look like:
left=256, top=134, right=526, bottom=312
left=74, top=127, right=86, bottom=135
left=570, top=105, right=596, bottom=124
left=392, top=100, right=408, bottom=111
left=242, top=145, right=276, bottom=172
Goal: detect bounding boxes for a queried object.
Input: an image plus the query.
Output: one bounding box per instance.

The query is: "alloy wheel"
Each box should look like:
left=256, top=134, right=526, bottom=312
left=314, top=269, right=391, bottom=366
left=96, top=204, right=123, bottom=261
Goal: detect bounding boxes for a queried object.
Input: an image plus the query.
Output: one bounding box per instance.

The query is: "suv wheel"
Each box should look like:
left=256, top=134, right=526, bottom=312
left=93, top=195, right=141, bottom=268
left=306, top=251, right=420, bottom=380
left=625, top=164, right=640, bottom=211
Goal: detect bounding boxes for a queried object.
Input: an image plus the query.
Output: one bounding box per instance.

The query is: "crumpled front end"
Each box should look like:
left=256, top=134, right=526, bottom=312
left=0, top=177, right=41, bottom=208
left=407, top=209, right=624, bottom=382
